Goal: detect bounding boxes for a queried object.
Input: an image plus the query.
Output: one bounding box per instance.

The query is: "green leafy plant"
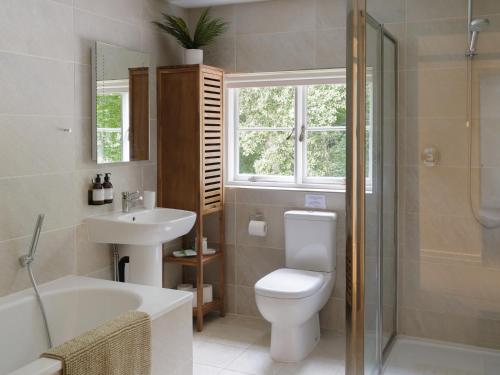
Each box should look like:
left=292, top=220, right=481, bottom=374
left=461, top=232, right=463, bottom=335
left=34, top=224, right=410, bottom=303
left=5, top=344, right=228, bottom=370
left=153, top=8, right=228, bottom=49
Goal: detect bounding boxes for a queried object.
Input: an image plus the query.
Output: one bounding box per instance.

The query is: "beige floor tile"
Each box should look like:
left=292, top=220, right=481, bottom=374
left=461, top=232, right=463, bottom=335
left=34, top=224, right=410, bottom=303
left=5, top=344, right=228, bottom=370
left=196, top=314, right=345, bottom=375
left=193, top=363, right=223, bottom=375
left=193, top=338, right=246, bottom=368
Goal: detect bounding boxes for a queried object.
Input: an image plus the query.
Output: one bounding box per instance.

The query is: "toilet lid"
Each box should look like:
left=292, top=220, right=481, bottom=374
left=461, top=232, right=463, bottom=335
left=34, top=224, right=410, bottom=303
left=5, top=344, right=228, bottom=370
left=255, top=268, right=325, bottom=299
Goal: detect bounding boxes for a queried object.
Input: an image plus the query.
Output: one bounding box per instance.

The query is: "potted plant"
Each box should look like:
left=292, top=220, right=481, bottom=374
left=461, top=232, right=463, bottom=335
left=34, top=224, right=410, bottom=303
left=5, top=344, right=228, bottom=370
left=154, top=8, right=228, bottom=65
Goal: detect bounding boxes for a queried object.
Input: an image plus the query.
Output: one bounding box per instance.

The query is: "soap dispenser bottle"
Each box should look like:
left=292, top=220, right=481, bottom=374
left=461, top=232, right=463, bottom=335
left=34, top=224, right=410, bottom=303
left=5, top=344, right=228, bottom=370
left=92, top=174, right=105, bottom=205
left=103, top=173, right=114, bottom=204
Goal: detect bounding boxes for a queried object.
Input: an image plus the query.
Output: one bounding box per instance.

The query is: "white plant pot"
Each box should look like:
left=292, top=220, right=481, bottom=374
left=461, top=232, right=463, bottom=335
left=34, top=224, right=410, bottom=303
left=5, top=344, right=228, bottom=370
left=184, top=49, right=203, bottom=64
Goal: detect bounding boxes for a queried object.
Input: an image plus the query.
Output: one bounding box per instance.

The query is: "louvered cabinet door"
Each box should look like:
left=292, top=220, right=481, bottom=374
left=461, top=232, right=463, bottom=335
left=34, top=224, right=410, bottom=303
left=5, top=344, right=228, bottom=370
left=201, top=68, right=223, bottom=214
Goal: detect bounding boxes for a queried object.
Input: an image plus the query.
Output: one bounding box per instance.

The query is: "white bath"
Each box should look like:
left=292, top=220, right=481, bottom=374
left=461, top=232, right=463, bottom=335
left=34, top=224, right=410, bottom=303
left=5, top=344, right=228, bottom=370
left=0, top=276, right=193, bottom=375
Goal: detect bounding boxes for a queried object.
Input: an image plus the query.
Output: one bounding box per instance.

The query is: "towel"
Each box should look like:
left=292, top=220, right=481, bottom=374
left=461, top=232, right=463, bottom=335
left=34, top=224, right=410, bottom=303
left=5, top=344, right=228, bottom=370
left=41, top=311, right=151, bottom=375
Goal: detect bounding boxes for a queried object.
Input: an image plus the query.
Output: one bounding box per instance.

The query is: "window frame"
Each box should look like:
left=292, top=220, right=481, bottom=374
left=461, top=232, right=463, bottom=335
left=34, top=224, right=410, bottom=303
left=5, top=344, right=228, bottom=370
left=225, top=69, right=372, bottom=191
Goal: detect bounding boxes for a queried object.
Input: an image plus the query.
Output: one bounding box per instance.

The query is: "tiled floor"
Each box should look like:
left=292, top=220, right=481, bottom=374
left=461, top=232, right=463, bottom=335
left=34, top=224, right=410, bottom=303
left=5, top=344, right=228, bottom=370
left=193, top=314, right=345, bottom=375
left=384, top=337, right=500, bottom=375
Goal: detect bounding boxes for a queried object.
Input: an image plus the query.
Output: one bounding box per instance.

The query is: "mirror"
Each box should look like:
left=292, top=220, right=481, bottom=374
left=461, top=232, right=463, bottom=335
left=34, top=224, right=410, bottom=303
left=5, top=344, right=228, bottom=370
left=92, top=41, right=150, bottom=164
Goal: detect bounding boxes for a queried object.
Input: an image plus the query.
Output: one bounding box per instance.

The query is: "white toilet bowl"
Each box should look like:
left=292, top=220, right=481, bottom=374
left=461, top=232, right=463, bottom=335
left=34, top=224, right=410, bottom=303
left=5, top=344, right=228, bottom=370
left=255, top=268, right=335, bottom=362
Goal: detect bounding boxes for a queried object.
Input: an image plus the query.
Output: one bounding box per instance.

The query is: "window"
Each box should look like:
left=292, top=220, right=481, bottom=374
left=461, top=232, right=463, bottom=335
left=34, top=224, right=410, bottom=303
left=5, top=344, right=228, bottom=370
left=226, top=69, right=371, bottom=190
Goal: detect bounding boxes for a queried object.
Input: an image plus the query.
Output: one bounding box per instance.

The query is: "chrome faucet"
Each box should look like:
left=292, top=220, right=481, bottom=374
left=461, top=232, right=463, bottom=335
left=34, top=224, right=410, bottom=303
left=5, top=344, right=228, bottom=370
left=122, top=191, right=143, bottom=213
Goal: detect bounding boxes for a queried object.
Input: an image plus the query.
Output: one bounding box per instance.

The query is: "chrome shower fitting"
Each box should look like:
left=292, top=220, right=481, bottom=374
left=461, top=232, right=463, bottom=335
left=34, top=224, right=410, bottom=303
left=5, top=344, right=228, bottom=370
left=467, top=18, right=490, bottom=57
left=19, top=214, right=53, bottom=348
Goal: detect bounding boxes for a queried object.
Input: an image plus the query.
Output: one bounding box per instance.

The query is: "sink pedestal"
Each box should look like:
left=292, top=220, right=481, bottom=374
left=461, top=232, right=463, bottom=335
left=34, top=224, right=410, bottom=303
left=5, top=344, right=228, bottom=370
left=119, top=244, right=163, bottom=287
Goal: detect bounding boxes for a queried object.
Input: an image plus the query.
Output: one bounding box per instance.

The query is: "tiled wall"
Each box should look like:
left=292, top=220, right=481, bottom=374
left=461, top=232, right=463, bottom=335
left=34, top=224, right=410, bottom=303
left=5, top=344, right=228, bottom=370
left=186, top=0, right=348, bottom=331
left=0, top=0, right=184, bottom=297
left=187, top=0, right=347, bottom=73
left=394, top=0, right=500, bottom=348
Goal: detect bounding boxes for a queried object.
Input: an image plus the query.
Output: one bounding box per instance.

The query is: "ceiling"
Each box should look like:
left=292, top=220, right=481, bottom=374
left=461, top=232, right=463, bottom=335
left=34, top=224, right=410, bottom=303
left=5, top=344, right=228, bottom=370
left=169, top=0, right=267, bottom=8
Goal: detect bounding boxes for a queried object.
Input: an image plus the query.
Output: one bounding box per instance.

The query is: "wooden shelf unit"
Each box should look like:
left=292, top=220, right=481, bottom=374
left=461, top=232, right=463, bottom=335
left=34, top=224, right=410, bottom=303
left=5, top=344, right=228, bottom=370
left=157, top=64, right=225, bottom=332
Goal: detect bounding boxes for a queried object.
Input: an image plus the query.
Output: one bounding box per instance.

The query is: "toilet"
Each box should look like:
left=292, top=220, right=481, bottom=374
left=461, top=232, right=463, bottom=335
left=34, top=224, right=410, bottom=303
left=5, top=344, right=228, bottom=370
left=254, top=210, right=337, bottom=362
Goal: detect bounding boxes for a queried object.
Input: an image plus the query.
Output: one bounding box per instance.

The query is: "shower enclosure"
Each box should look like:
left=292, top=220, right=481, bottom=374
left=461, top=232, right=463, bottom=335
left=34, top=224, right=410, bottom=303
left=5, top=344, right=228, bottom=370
left=345, top=2, right=397, bottom=373
left=346, top=0, right=500, bottom=373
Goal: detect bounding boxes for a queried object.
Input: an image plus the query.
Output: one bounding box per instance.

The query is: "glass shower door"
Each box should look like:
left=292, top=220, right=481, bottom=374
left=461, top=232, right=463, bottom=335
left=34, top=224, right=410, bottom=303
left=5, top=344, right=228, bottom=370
left=346, top=2, right=398, bottom=373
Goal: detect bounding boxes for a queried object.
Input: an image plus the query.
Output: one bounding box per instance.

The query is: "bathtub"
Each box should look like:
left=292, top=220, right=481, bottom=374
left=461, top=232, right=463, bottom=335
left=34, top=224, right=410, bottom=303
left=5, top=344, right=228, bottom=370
left=0, top=276, right=193, bottom=375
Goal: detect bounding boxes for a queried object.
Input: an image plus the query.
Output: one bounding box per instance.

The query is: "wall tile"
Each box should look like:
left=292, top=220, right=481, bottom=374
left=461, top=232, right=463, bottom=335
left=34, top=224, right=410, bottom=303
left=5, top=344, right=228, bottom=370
left=225, top=283, right=236, bottom=314
left=187, top=5, right=235, bottom=35
left=0, top=173, right=76, bottom=241
left=400, top=307, right=500, bottom=349
left=236, top=31, right=315, bottom=73
left=406, top=18, right=467, bottom=71
left=405, top=117, right=468, bottom=167
left=319, top=297, right=345, bottom=332
left=316, top=0, right=346, bottom=29
left=236, top=285, right=260, bottom=317
left=368, top=0, right=405, bottom=24
left=405, top=166, right=469, bottom=216
left=0, top=52, right=74, bottom=116
left=142, top=164, right=157, bottom=192
left=406, top=68, right=467, bottom=118
left=235, top=203, right=285, bottom=249
left=472, top=0, right=500, bottom=16
left=74, top=0, right=143, bottom=26
left=76, top=223, right=111, bottom=275
left=0, top=116, right=75, bottom=178
left=201, top=36, right=236, bottom=73
left=74, top=9, right=142, bottom=64
left=315, top=28, right=346, bottom=69
left=0, top=227, right=76, bottom=297
left=406, top=0, right=466, bottom=22
left=235, top=0, right=315, bottom=35
left=236, top=246, right=285, bottom=287
left=74, top=63, right=91, bottom=118
left=0, top=0, right=74, bottom=61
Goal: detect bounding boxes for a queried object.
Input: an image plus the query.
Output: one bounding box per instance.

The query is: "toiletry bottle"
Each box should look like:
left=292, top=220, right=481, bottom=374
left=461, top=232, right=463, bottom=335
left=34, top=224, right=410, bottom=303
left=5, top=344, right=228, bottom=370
left=92, top=174, right=105, bottom=205
left=103, top=173, right=114, bottom=204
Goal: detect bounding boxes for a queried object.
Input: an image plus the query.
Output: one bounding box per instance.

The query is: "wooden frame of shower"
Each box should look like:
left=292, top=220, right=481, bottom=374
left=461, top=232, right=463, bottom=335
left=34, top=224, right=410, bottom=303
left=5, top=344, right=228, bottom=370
left=346, top=1, right=399, bottom=373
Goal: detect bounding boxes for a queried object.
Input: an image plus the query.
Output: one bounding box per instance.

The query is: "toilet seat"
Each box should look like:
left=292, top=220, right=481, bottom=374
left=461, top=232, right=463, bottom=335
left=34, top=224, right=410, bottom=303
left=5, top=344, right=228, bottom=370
left=255, top=268, right=325, bottom=299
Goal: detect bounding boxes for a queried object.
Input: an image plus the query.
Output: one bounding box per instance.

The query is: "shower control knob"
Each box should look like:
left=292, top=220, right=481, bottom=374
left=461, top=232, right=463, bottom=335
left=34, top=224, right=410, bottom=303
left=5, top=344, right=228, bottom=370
left=422, top=147, right=439, bottom=167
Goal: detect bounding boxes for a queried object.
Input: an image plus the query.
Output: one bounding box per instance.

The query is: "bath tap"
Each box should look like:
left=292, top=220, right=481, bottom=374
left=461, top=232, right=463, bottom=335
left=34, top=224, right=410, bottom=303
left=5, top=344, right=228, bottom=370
left=122, top=191, right=143, bottom=213
left=19, top=214, right=53, bottom=348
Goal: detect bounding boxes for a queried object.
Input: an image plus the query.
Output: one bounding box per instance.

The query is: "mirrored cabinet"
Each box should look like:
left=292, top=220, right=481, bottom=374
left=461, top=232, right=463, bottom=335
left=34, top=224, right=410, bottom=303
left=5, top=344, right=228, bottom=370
left=92, top=41, right=150, bottom=164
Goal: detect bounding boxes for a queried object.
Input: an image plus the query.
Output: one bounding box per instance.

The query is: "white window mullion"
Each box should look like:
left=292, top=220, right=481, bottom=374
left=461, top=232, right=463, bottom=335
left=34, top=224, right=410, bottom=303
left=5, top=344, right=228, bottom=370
left=301, top=85, right=308, bottom=184
left=233, top=89, right=240, bottom=182
left=295, top=86, right=304, bottom=185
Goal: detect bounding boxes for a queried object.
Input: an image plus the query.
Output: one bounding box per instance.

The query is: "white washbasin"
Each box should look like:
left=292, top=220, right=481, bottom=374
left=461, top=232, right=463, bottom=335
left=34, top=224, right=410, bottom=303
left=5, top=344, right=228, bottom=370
left=85, top=208, right=196, bottom=246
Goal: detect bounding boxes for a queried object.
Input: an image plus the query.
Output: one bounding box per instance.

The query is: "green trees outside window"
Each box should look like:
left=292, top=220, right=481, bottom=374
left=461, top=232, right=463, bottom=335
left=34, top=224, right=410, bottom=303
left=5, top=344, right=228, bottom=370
left=235, top=82, right=348, bottom=182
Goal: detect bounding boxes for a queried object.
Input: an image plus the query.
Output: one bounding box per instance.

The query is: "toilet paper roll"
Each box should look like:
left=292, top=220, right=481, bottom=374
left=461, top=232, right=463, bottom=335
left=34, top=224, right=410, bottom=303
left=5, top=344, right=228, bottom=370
left=191, top=284, right=213, bottom=308
left=248, top=220, right=268, bottom=237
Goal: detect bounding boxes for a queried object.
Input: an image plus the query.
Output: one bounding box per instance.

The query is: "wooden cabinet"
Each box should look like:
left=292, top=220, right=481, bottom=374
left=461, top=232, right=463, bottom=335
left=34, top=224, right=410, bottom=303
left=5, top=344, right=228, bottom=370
left=157, top=64, right=225, bottom=331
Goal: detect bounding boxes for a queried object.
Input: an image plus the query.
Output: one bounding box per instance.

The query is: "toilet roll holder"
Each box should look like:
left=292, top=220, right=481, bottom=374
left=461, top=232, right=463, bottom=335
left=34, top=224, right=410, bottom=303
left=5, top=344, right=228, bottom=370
left=250, top=213, right=265, bottom=221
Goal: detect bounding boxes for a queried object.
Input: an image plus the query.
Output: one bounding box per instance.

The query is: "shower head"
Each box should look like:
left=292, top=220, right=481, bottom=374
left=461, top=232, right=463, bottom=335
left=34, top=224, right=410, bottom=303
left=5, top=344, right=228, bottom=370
left=468, top=18, right=490, bottom=56
left=470, top=18, right=490, bottom=32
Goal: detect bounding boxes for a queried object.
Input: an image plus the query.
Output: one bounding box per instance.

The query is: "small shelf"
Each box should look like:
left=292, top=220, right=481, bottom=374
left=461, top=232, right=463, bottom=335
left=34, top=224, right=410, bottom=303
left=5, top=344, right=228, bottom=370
left=193, top=298, right=222, bottom=317
left=164, top=251, right=223, bottom=267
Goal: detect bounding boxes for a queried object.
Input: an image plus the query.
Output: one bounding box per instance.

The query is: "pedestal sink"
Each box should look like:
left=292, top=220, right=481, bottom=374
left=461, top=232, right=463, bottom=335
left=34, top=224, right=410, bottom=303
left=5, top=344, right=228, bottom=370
left=85, top=208, right=196, bottom=287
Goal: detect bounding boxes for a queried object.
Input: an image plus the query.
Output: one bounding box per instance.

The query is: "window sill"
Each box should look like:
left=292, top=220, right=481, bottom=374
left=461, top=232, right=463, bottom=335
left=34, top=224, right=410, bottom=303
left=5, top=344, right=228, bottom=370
left=225, top=181, right=346, bottom=194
